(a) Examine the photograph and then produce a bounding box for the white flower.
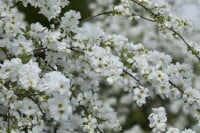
[148,107,167,132]
[133,87,149,106]
[181,129,196,133]
[29,22,47,38]
[82,115,97,133]
[182,88,200,112]
[114,5,130,16]
[42,31,61,50]
[106,77,114,85]
[166,127,180,133]
[18,60,41,89]
[0,58,22,81]
[21,0,70,20]
[47,94,72,121]
[60,10,81,33]
[169,88,181,99]
[18,98,39,116]
[167,63,192,89]
[87,46,123,76]
[38,71,71,95]
[123,125,143,133]
[11,35,34,56]
[137,0,149,3]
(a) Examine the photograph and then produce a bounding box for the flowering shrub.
[0,0,200,132]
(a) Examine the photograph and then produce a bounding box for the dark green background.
[18,0,91,27]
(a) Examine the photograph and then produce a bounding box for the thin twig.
[123,69,143,86]
[67,47,85,54]
[0,17,5,19]
[82,10,154,23]
[131,0,155,16]
[10,1,22,9]
[7,105,11,133]
[169,80,183,93]
[27,96,46,119]
[131,12,155,22]
[33,47,46,53]
[130,0,200,61]
[168,28,200,61]
[81,11,113,23]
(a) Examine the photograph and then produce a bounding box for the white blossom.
[47,94,72,121]
[38,71,71,95]
[18,98,40,116]
[166,127,180,133]
[133,87,149,106]
[18,60,41,89]
[0,0,200,132]
[148,107,167,132]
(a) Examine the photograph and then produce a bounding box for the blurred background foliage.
[18,0,91,27]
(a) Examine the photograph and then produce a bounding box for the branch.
[123,69,143,86]
[131,12,155,22]
[66,47,85,54]
[10,1,22,9]
[82,10,155,23]
[131,0,155,16]
[81,11,113,23]
[130,0,200,62]
[27,96,46,119]
[7,105,11,133]
[169,80,183,93]
[168,28,200,61]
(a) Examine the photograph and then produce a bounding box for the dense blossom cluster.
[0,0,200,132]
[148,107,167,132]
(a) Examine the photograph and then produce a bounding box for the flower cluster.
[148,107,167,132]
[0,0,200,132]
